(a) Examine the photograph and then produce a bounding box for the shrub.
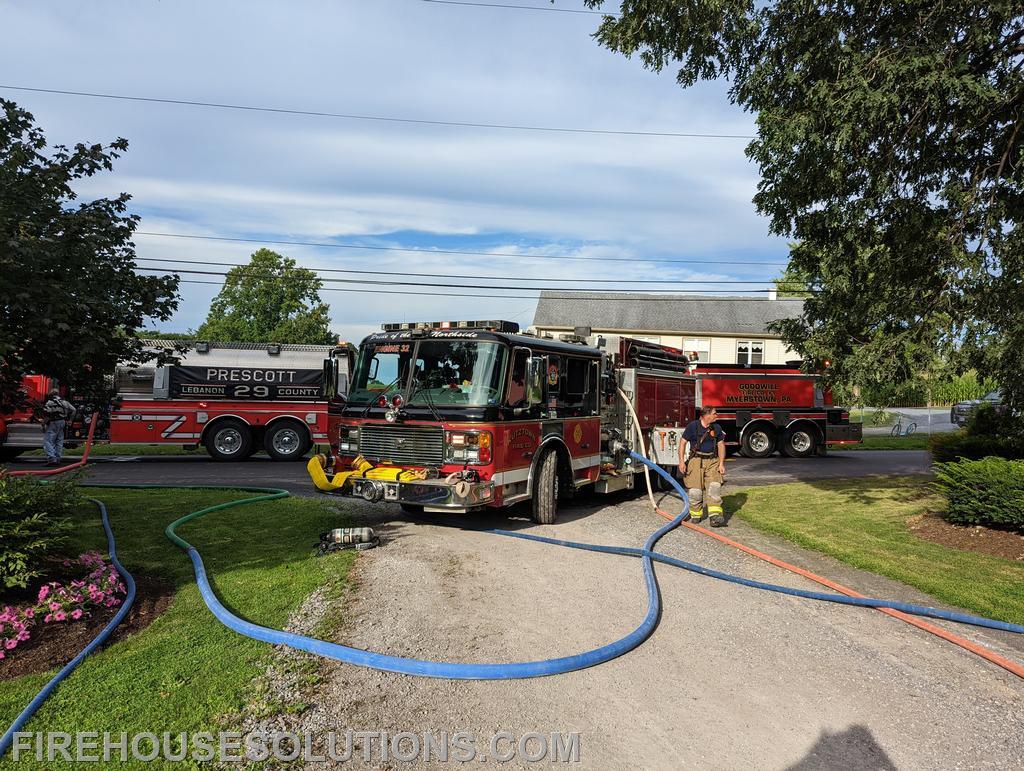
[0,474,79,588]
[933,458,1024,531]
[929,430,1024,463]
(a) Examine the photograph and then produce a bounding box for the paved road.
[862,407,957,436]
[4,450,932,496]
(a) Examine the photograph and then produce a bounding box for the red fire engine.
[308,321,861,523]
[0,340,354,462]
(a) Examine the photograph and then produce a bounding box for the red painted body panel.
[635,375,696,428]
[108,400,330,444]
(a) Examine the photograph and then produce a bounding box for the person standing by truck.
[41,389,74,465]
[679,405,728,527]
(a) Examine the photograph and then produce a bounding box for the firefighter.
[678,405,727,527]
[41,389,74,466]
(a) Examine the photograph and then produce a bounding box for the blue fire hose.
[5,454,1023,757]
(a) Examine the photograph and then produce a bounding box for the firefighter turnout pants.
[682,455,724,523]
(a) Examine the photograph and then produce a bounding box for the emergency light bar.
[381,320,520,333]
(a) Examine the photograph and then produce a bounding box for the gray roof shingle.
[531,292,804,336]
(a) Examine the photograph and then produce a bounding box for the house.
[530,291,805,365]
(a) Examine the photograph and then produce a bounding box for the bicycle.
[890,417,917,437]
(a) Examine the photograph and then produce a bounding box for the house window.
[631,335,661,344]
[737,340,764,365]
[684,338,710,363]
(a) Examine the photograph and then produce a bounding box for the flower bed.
[0,551,127,662]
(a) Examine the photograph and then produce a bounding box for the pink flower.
[53,611,66,622]
[24,608,35,619]
[87,584,98,594]
[104,597,118,608]
[70,609,83,620]
[38,586,50,602]
[49,602,61,612]
[4,638,16,650]
[0,650,5,659]
[63,559,72,567]
[44,613,53,623]
[17,629,30,642]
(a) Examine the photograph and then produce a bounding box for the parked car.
[950,390,1003,427]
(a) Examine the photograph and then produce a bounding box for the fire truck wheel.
[0,447,25,461]
[204,419,253,461]
[531,450,559,525]
[781,426,817,458]
[740,426,776,458]
[264,421,312,461]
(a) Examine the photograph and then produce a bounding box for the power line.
[137,263,810,292]
[0,85,754,140]
[135,231,787,268]
[420,0,613,15]
[169,277,810,300]
[133,255,792,284]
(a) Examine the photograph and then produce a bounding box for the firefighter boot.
[707,482,726,527]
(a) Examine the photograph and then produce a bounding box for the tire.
[780,426,817,458]
[531,450,559,525]
[204,418,253,461]
[740,426,776,458]
[264,420,311,461]
[890,423,901,438]
[0,447,25,462]
[905,422,917,436]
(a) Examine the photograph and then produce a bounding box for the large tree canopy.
[0,100,179,408]
[587,1,1024,405]
[195,248,334,344]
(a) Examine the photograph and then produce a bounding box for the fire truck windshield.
[347,339,507,408]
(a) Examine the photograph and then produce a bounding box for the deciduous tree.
[196,248,334,344]
[0,100,179,408]
[587,1,1024,405]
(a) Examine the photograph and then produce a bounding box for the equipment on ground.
[317,527,379,554]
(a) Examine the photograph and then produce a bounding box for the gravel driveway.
[258,492,1023,770]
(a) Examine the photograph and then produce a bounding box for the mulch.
[907,514,1024,562]
[0,577,175,681]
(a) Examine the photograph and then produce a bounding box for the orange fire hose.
[652,503,1024,680]
[5,412,100,478]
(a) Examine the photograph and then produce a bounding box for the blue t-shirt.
[682,420,725,454]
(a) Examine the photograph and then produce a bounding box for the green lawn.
[841,434,932,451]
[0,487,354,769]
[728,476,1024,625]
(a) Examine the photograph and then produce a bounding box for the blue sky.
[1,0,787,341]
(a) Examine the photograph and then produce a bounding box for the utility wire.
[136,263,811,292]
[420,0,613,15]
[140,264,811,294]
[168,277,811,300]
[133,256,795,284]
[135,231,786,267]
[0,85,754,140]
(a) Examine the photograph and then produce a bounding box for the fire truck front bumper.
[306,455,495,511]
[349,476,496,511]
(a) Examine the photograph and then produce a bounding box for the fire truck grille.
[358,425,444,467]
